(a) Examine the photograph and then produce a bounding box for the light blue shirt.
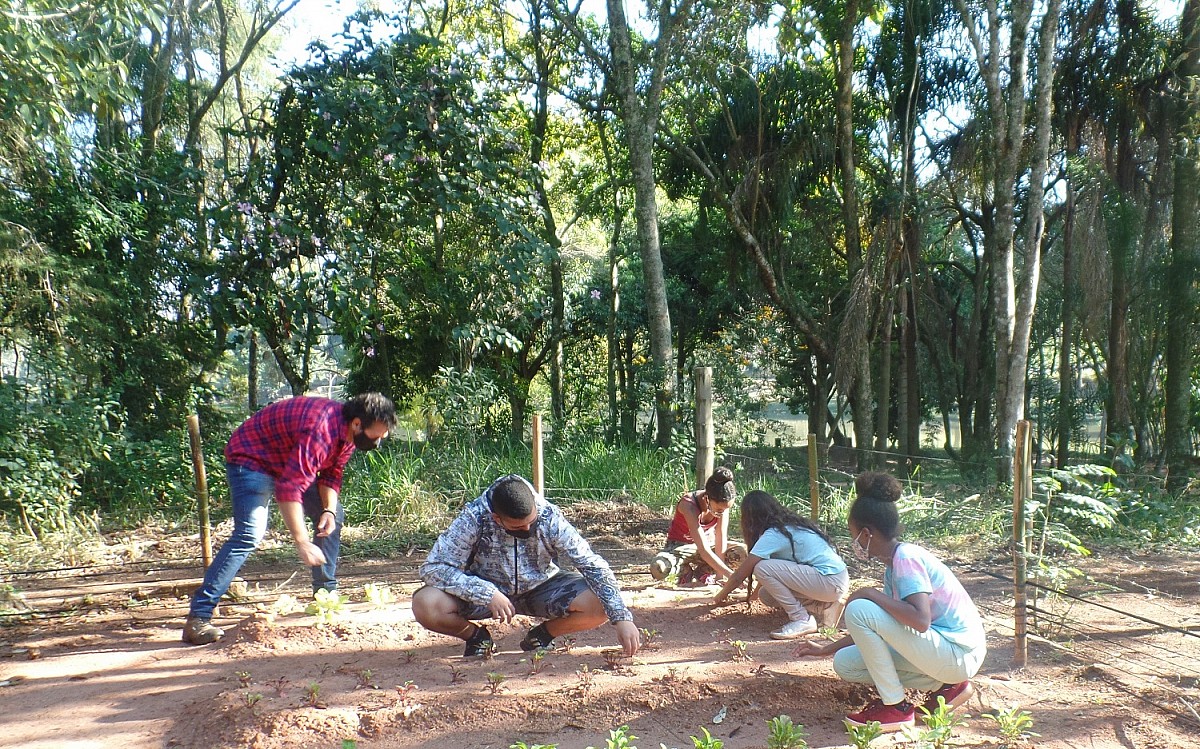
[750,526,847,576]
[885,542,987,650]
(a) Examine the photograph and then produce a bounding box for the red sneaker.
[920,680,974,715]
[845,699,915,732]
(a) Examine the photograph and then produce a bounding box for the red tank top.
[666,494,718,544]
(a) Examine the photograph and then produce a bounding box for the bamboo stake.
[808,434,820,521]
[694,367,714,488]
[1013,419,1032,667]
[531,413,544,496]
[187,414,213,568]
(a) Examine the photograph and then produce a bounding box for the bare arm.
[714,553,761,604]
[279,501,326,566]
[679,494,735,578]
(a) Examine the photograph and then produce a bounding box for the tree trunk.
[1165,0,1200,493]
[1057,122,1081,467]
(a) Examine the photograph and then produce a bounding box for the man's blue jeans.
[188,463,343,620]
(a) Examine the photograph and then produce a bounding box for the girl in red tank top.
[650,467,746,585]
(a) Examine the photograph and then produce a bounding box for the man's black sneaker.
[520,622,555,651]
[463,625,494,658]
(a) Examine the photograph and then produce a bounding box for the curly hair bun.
[710,466,734,485]
[854,472,902,503]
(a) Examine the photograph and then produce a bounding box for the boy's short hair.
[487,475,537,519]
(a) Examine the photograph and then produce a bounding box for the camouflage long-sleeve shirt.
[419,477,632,623]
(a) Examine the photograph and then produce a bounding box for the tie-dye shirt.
[884,543,986,650]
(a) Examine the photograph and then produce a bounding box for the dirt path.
[2,523,1199,748]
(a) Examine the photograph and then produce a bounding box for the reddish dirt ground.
[2,504,1199,749]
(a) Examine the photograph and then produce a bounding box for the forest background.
[1,0,1199,556]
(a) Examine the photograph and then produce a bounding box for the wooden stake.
[1013,419,1032,667]
[187,414,213,568]
[808,434,820,521]
[694,367,714,488]
[531,413,544,496]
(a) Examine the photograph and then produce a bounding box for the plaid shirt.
[224,397,355,503]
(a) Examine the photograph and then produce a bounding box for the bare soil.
[2,504,1199,749]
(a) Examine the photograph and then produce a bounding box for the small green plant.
[236,670,252,687]
[845,720,883,748]
[242,691,262,708]
[817,625,839,639]
[305,588,347,624]
[304,681,322,707]
[485,671,506,694]
[766,714,808,749]
[267,676,289,697]
[640,627,660,649]
[343,741,357,749]
[726,639,750,662]
[984,705,1038,747]
[355,669,375,689]
[448,664,466,684]
[529,647,550,674]
[603,648,632,670]
[363,582,395,607]
[510,743,558,749]
[912,697,968,749]
[586,725,637,749]
[690,727,723,749]
[481,640,498,661]
[403,648,418,663]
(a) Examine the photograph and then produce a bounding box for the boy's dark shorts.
[457,571,590,621]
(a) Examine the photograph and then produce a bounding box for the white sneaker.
[770,617,817,640]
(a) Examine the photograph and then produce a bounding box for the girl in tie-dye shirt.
[791,472,987,733]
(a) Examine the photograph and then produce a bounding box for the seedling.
[243,691,263,709]
[342,741,357,749]
[845,720,883,749]
[766,714,808,749]
[529,647,550,675]
[510,743,558,749]
[690,727,723,749]
[363,582,395,607]
[403,648,418,664]
[448,664,467,684]
[588,726,636,749]
[726,639,750,662]
[481,640,498,661]
[236,670,252,688]
[640,627,660,649]
[267,676,290,698]
[603,648,632,670]
[304,681,322,707]
[305,589,347,624]
[576,664,595,694]
[984,705,1039,747]
[818,626,839,639]
[555,636,577,654]
[914,697,969,749]
[395,680,421,719]
[272,593,300,615]
[355,669,376,689]
[485,671,506,694]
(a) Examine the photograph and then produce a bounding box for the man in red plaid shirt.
[183,392,395,645]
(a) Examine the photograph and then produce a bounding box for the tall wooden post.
[531,413,544,496]
[694,367,714,488]
[808,434,820,521]
[187,415,213,567]
[1013,419,1032,667]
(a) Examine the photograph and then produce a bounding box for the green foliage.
[586,726,637,749]
[844,720,883,748]
[911,698,969,748]
[305,589,347,624]
[983,705,1038,746]
[766,715,808,749]
[362,583,395,607]
[689,727,723,749]
[510,743,558,749]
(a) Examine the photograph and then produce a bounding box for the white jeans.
[833,598,987,705]
[755,559,849,624]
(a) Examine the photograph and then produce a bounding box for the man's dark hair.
[487,475,537,519]
[343,392,397,429]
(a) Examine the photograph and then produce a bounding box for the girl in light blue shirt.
[714,490,849,639]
